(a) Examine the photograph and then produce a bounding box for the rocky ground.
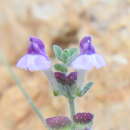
[0,0,130,130]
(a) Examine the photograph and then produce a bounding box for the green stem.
[68,98,75,119]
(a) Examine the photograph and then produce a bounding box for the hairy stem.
[77,70,86,88]
[68,98,75,119]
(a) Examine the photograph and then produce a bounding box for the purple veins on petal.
[80,36,96,55]
[46,116,71,128]
[16,36,51,71]
[71,55,93,70]
[73,112,94,124]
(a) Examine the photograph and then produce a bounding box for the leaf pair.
[53,45,79,64]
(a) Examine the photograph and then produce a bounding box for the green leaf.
[67,48,79,64]
[60,48,79,64]
[60,49,70,63]
[53,46,79,64]
[79,82,94,97]
[53,90,59,96]
[69,48,78,56]
[75,88,81,97]
[53,45,63,60]
[54,64,68,72]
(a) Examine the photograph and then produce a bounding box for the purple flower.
[16,36,51,71]
[71,36,106,70]
[46,116,71,128]
[73,112,94,124]
[54,72,77,86]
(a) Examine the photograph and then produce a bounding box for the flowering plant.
[16,35,106,130]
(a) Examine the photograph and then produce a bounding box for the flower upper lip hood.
[28,37,47,57]
[71,36,106,70]
[16,36,51,71]
[80,36,96,55]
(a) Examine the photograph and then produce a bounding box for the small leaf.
[69,48,78,56]
[79,82,94,97]
[67,48,79,64]
[61,49,70,63]
[61,48,79,64]
[53,90,59,96]
[54,64,68,72]
[53,45,63,60]
[75,88,81,97]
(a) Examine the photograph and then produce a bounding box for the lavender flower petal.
[71,54,106,70]
[90,54,106,69]
[16,55,28,70]
[71,55,93,70]
[17,54,51,71]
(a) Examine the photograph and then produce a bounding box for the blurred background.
[0,0,130,130]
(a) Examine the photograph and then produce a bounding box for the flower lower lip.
[16,54,51,71]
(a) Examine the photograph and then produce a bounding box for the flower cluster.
[16,35,106,130]
[17,36,105,72]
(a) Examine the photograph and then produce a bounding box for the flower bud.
[66,72,77,85]
[46,116,71,129]
[54,72,66,85]
[73,112,94,124]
